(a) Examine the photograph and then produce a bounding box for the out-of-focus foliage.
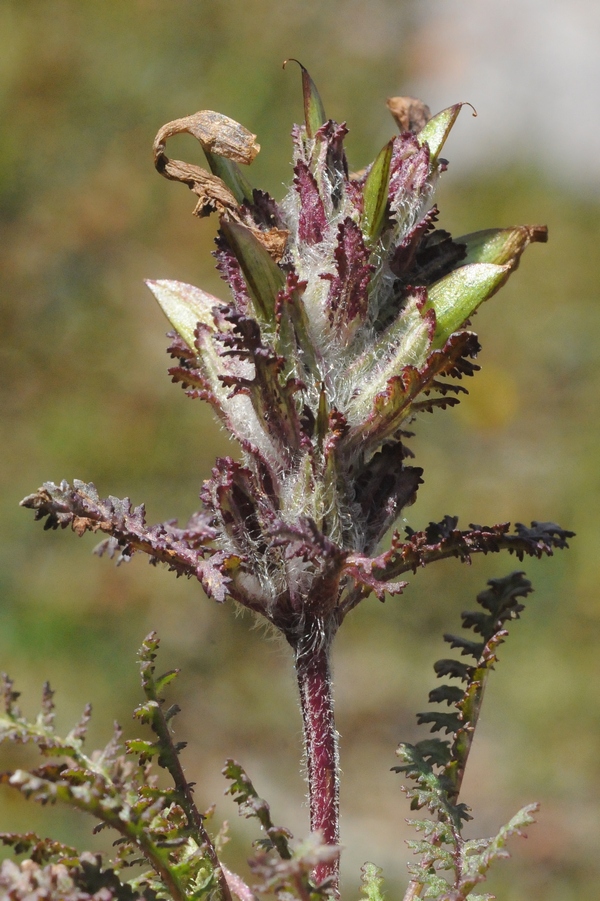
[0,635,231,901]
[1,3,598,901]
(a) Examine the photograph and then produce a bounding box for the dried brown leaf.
[246,223,289,262]
[153,111,260,219]
[155,111,260,164]
[387,96,431,134]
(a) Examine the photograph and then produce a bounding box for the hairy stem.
[402,880,423,901]
[222,864,258,901]
[295,632,339,895]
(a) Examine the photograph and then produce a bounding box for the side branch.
[341,518,572,615]
[353,517,572,586]
[386,518,574,578]
[20,479,214,578]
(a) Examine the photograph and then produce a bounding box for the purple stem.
[295,635,339,895]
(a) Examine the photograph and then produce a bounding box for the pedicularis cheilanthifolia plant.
[4,66,573,901]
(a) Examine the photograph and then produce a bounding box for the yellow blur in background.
[1,3,599,900]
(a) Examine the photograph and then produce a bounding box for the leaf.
[219,219,285,325]
[154,670,180,696]
[416,711,462,735]
[249,832,337,899]
[459,224,548,268]
[371,518,573,584]
[0,855,147,900]
[425,263,510,349]
[414,739,452,767]
[359,862,385,901]
[388,135,431,238]
[417,103,467,162]
[393,743,469,827]
[294,160,327,244]
[223,759,292,860]
[322,217,373,343]
[345,329,477,457]
[0,831,79,865]
[344,553,408,601]
[284,59,327,139]
[456,803,539,897]
[361,139,393,242]
[386,96,431,133]
[353,449,423,552]
[428,685,464,706]
[442,634,486,660]
[20,479,212,580]
[204,150,255,205]
[145,279,221,350]
[218,310,307,463]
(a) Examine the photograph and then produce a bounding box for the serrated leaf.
[154,670,180,696]
[456,803,539,896]
[416,711,462,735]
[360,862,385,901]
[414,738,452,766]
[125,739,159,764]
[428,685,465,706]
[443,634,485,659]
[222,759,292,860]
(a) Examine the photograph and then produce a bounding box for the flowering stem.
[294,630,340,895]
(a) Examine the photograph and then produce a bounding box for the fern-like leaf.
[395,572,538,900]
[0,635,237,901]
[223,759,292,860]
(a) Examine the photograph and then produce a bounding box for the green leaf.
[285,59,327,138]
[415,739,452,766]
[417,103,464,162]
[361,140,393,242]
[219,219,285,325]
[457,803,539,896]
[223,758,292,860]
[145,279,221,349]
[154,670,180,696]
[458,225,548,268]
[425,263,509,348]
[360,862,385,901]
[125,738,159,763]
[204,150,254,205]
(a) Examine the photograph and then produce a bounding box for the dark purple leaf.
[353,445,423,551]
[294,160,327,244]
[246,188,287,230]
[217,309,309,461]
[389,134,431,209]
[214,231,251,314]
[314,119,350,207]
[321,217,372,341]
[19,480,218,581]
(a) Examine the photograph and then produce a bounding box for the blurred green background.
[1,3,598,900]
